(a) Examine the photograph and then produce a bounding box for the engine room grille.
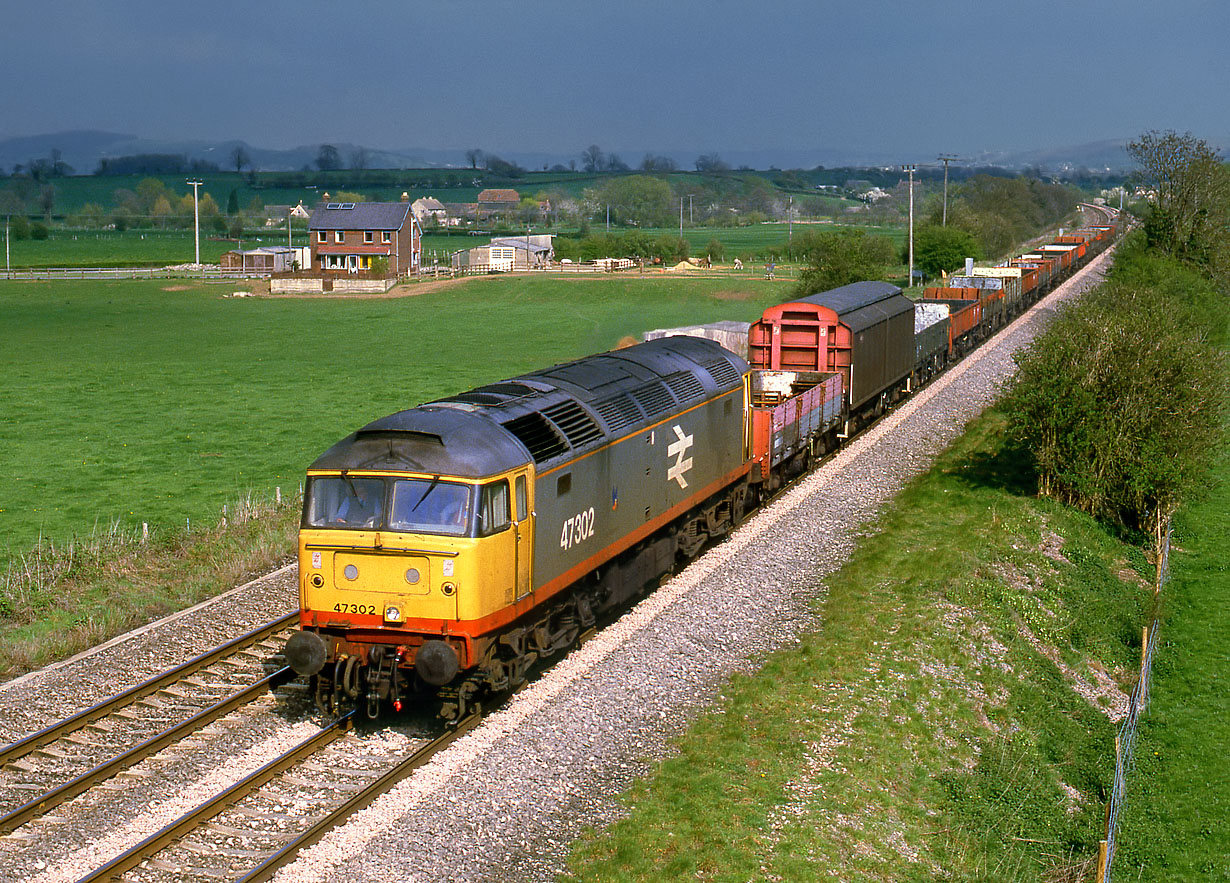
[664,371,706,403]
[501,412,568,463]
[541,400,604,449]
[631,382,674,417]
[594,394,642,434]
[702,358,742,388]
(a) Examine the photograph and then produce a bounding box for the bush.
[1004,248,1228,535]
[30,222,49,240]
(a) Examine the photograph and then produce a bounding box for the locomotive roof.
[308,336,748,477]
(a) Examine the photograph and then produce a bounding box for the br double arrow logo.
[667,424,694,488]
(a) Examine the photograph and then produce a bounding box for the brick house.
[308,200,422,275]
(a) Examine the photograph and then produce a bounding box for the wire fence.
[1,266,248,281]
[1098,519,1170,882]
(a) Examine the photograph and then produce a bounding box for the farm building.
[220,245,297,274]
[411,196,450,227]
[307,198,422,275]
[475,188,520,222]
[451,235,554,272]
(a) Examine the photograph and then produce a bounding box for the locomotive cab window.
[388,478,472,536]
[477,480,511,536]
[515,475,528,522]
[305,476,385,529]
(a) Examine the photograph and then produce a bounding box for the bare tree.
[315,144,341,171]
[230,145,251,174]
[465,148,485,170]
[349,146,370,170]
[582,144,605,173]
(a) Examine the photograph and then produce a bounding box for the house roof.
[490,236,553,254]
[412,197,447,212]
[308,201,412,231]
[477,188,520,204]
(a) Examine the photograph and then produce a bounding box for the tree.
[695,153,730,173]
[594,175,674,227]
[349,147,370,170]
[230,145,251,174]
[316,144,342,171]
[38,184,55,221]
[910,225,981,278]
[226,188,239,216]
[640,154,677,172]
[582,145,605,173]
[1127,130,1230,270]
[794,230,896,295]
[465,149,484,170]
[607,153,629,172]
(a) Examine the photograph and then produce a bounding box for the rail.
[0,611,298,767]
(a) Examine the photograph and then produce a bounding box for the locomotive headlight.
[343,564,359,581]
[384,605,404,623]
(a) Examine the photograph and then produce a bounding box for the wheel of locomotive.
[341,654,361,699]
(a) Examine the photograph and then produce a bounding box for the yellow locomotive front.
[284,408,535,716]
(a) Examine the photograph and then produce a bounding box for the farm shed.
[220,246,297,274]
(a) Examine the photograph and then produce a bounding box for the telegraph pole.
[187,180,204,267]
[937,155,959,226]
[902,165,916,289]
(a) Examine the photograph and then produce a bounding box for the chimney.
[401,191,410,202]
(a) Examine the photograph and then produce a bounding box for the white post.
[902,165,916,289]
[187,180,204,268]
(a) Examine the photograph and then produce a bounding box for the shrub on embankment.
[1003,233,1229,546]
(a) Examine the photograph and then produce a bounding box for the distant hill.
[3,130,1200,177]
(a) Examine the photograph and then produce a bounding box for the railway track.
[74,712,479,882]
[0,613,299,837]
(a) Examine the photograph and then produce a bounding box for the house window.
[364,230,373,243]
[382,231,391,243]
[491,247,515,262]
[335,231,344,243]
[317,231,326,243]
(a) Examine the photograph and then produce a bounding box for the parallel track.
[0,613,298,834]
[75,712,480,882]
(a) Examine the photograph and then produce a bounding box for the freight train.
[284,211,1118,720]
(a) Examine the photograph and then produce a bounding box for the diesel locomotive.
[285,213,1118,719]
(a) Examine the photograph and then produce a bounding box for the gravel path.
[0,249,1111,882]
[272,250,1115,883]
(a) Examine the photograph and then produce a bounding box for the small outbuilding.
[221,245,297,274]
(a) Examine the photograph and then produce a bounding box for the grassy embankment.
[1113,422,1230,876]
[562,406,1156,882]
[0,270,787,676]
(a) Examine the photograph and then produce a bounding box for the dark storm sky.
[5,0,1227,160]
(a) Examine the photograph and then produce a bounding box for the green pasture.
[1,229,309,268]
[0,273,787,561]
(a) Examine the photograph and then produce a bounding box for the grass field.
[564,409,1152,882]
[0,272,787,561]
